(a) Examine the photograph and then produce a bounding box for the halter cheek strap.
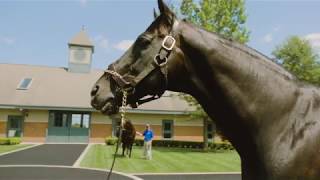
[105,20,179,107]
[153,20,179,86]
[153,35,176,67]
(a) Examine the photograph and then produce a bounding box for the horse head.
[91,0,186,115]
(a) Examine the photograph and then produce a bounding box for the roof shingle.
[0,64,193,113]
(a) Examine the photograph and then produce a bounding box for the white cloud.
[261,26,281,44]
[114,40,134,51]
[93,35,108,51]
[262,33,273,43]
[305,33,320,48]
[0,36,15,45]
[305,33,320,56]
[273,26,280,32]
[79,0,87,7]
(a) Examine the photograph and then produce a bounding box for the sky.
[0,0,320,70]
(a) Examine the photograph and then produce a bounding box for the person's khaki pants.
[143,141,152,160]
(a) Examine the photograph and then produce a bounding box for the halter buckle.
[162,35,175,51]
[154,54,168,67]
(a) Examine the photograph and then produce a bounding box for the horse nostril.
[91,85,99,96]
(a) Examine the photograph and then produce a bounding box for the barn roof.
[68,30,94,47]
[0,63,193,114]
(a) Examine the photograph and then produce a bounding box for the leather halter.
[105,20,179,107]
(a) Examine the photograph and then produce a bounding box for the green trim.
[0,104,94,112]
[0,104,192,115]
[126,109,191,115]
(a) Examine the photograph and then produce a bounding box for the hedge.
[105,137,234,151]
[208,142,234,151]
[105,136,118,145]
[0,137,21,145]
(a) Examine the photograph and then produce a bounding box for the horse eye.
[137,34,153,47]
[138,37,151,47]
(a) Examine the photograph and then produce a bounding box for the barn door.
[7,115,24,137]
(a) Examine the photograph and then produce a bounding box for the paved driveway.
[137,173,241,180]
[0,144,87,166]
[0,166,142,180]
[0,144,142,180]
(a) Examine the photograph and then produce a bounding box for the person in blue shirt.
[137,124,154,160]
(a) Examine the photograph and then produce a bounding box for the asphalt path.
[0,144,87,166]
[136,173,241,180]
[0,144,142,180]
[0,166,142,180]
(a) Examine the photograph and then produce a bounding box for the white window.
[71,113,90,128]
[17,78,33,90]
[162,120,174,139]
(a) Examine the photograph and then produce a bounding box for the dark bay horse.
[116,120,136,158]
[91,0,320,179]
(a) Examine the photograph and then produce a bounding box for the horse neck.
[170,22,300,153]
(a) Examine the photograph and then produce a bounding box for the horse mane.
[217,33,294,79]
[183,21,299,84]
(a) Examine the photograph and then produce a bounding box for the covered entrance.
[46,111,90,143]
[7,115,24,137]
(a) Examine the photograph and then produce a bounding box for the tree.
[179,0,250,43]
[272,36,320,85]
[172,0,250,150]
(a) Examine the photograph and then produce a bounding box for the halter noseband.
[105,20,179,107]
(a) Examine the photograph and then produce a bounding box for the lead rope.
[106,91,127,180]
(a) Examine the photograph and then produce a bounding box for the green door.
[7,115,24,137]
[69,114,90,143]
[47,112,69,142]
[47,112,90,143]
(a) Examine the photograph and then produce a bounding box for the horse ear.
[153,8,159,19]
[158,0,173,16]
[157,0,176,29]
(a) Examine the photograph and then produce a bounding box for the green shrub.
[134,139,144,146]
[0,138,9,145]
[208,142,234,151]
[8,138,21,145]
[113,138,235,151]
[105,136,118,145]
[0,137,21,145]
[133,139,204,149]
[137,139,234,151]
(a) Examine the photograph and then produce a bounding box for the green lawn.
[0,144,31,154]
[80,144,241,173]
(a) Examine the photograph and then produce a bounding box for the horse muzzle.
[90,85,119,115]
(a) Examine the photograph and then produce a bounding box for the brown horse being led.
[91,0,320,179]
[116,120,136,158]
